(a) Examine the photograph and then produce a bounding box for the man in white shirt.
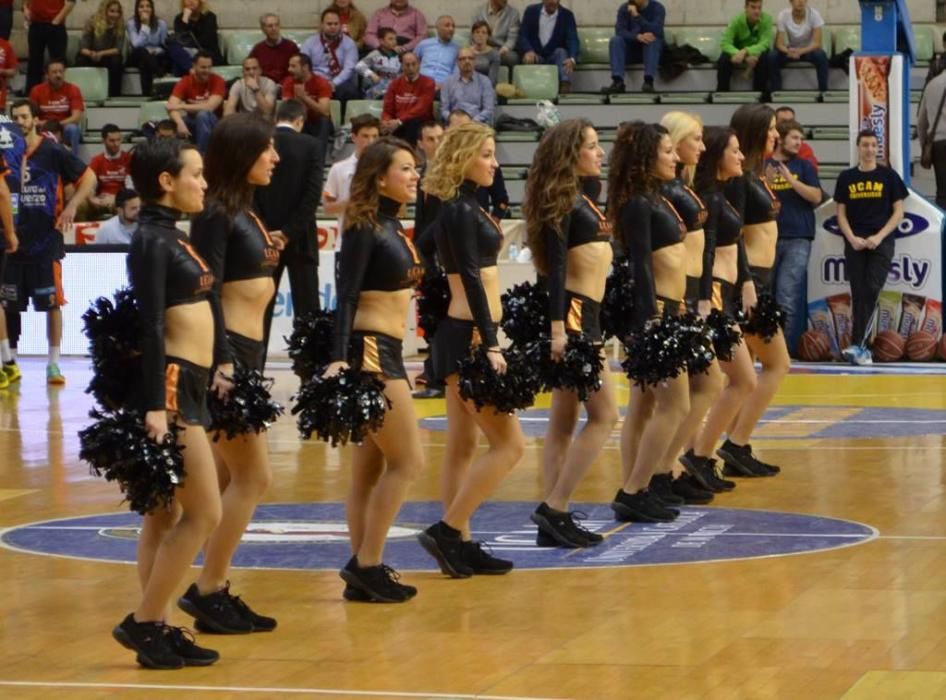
[94,188,140,245]
[769,0,829,93]
[224,56,279,117]
[323,114,380,248]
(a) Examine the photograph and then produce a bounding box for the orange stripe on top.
[581,195,608,222]
[165,363,180,413]
[177,239,211,273]
[246,210,276,247]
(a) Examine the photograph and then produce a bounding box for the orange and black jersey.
[699,187,751,299]
[661,179,707,233]
[726,171,780,225]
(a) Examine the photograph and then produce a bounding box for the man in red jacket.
[381,52,435,145]
[87,123,132,217]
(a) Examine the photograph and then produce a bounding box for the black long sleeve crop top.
[190,204,280,366]
[331,196,425,361]
[726,172,780,225]
[661,179,707,233]
[434,180,504,347]
[619,193,685,327]
[700,187,752,299]
[544,192,612,323]
[127,204,215,413]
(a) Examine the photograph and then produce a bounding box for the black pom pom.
[678,312,716,376]
[207,368,284,440]
[82,287,142,409]
[501,281,549,347]
[601,258,636,342]
[457,346,542,414]
[740,290,785,342]
[705,309,743,362]
[528,334,604,403]
[622,316,691,387]
[285,310,336,382]
[79,408,185,515]
[291,368,391,447]
[416,269,450,339]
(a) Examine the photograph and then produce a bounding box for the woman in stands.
[116,137,220,670]
[127,0,170,98]
[687,127,758,492]
[169,0,223,75]
[716,104,788,478]
[322,136,425,603]
[523,118,617,548]
[418,122,525,577]
[180,113,282,633]
[76,0,126,97]
[607,121,689,524]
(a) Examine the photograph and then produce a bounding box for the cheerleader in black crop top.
[113,139,222,670]
[417,123,524,579]
[322,137,425,603]
[179,115,285,630]
[522,121,618,549]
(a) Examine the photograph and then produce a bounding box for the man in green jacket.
[717,0,774,97]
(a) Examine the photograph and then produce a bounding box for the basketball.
[906,331,938,361]
[873,330,905,362]
[798,330,832,361]
[938,334,946,361]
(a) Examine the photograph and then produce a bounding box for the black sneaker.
[417,522,474,578]
[178,582,253,634]
[717,440,777,477]
[165,625,220,666]
[342,557,417,601]
[461,540,514,574]
[339,558,411,603]
[680,450,736,492]
[571,511,604,544]
[646,489,679,519]
[224,589,277,632]
[671,474,714,504]
[611,489,677,523]
[112,613,184,670]
[601,79,626,95]
[530,502,586,548]
[343,584,372,602]
[649,474,686,506]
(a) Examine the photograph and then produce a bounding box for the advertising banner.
[850,54,905,178]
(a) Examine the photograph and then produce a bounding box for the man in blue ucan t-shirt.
[768,118,822,357]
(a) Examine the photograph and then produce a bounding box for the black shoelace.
[165,624,199,651]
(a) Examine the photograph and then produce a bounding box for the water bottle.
[507,242,518,261]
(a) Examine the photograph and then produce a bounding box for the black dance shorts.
[431,317,481,381]
[564,290,602,344]
[164,356,211,427]
[656,295,683,318]
[227,330,265,372]
[684,276,702,311]
[349,331,408,381]
[749,265,773,292]
[711,277,739,318]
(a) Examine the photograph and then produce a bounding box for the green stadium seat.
[609,93,659,105]
[711,91,759,104]
[65,67,108,104]
[214,65,244,83]
[330,99,341,125]
[577,27,611,65]
[771,90,820,103]
[344,99,382,121]
[137,100,169,127]
[511,64,558,100]
[914,26,935,62]
[497,65,510,84]
[674,28,721,62]
[66,30,81,64]
[820,27,833,58]
[224,30,260,66]
[283,30,311,47]
[833,26,860,56]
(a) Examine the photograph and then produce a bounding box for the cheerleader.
[687,127,759,491]
[608,122,689,524]
[419,122,525,577]
[717,104,788,478]
[522,118,618,548]
[322,137,425,602]
[179,114,283,633]
[114,138,221,669]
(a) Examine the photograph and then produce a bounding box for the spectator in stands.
[323,114,380,247]
[28,60,84,155]
[127,0,170,98]
[774,106,818,169]
[769,0,829,94]
[472,0,521,68]
[166,50,225,153]
[356,27,401,99]
[768,118,822,357]
[381,51,435,144]
[249,13,299,85]
[94,188,140,244]
[77,0,126,98]
[470,20,501,85]
[283,53,333,139]
[365,0,427,54]
[919,66,946,209]
[0,0,11,40]
[603,0,665,95]
[416,16,459,88]
[168,0,223,76]
[88,123,132,216]
[717,0,774,97]
[417,120,444,165]
[0,27,17,110]
[224,56,279,118]
[519,0,579,94]
[301,8,360,102]
[446,108,509,219]
[155,118,177,139]
[441,48,495,125]
[24,0,76,93]
[328,0,368,51]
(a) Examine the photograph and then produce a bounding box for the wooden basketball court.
[1,357,945,700]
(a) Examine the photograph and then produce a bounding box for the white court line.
[0,681,568,699]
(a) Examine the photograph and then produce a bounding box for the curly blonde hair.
[522,119,593,276]
[345,136,416,234]
[89,0,125,41]
[660,111,702,187]
[423,122,495,201]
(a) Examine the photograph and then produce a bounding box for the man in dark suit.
[518,0,580,93]
[256,98,326,359]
